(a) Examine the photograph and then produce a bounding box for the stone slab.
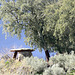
[10,48,34,52]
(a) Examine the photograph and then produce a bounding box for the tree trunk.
[45,50,50,62]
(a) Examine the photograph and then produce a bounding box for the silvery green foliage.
[48,51,75,73]
[44,0,75,53]
[0,0,75,54]
[21,52,75,75]
[0,51,75,75]
[22,56,48,74]
[43,66,65,75]
[16,66,32,75]
[51,64,65,75]
[42,51,75,75]
[0,0,58,52]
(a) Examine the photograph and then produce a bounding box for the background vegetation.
[0,0,75,61]
[0,51,75,75]
[0,0,75,74]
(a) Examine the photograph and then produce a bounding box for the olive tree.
[44,0,75,53]
[0,0,57,61]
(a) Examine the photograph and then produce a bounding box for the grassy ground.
[0,52,75,75]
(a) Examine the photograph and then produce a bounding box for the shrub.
[21,56,48,74]
[0,51,75,75]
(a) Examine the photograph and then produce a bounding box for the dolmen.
[10,48,34,61]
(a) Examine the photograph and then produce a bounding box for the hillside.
[0,51,75,75]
